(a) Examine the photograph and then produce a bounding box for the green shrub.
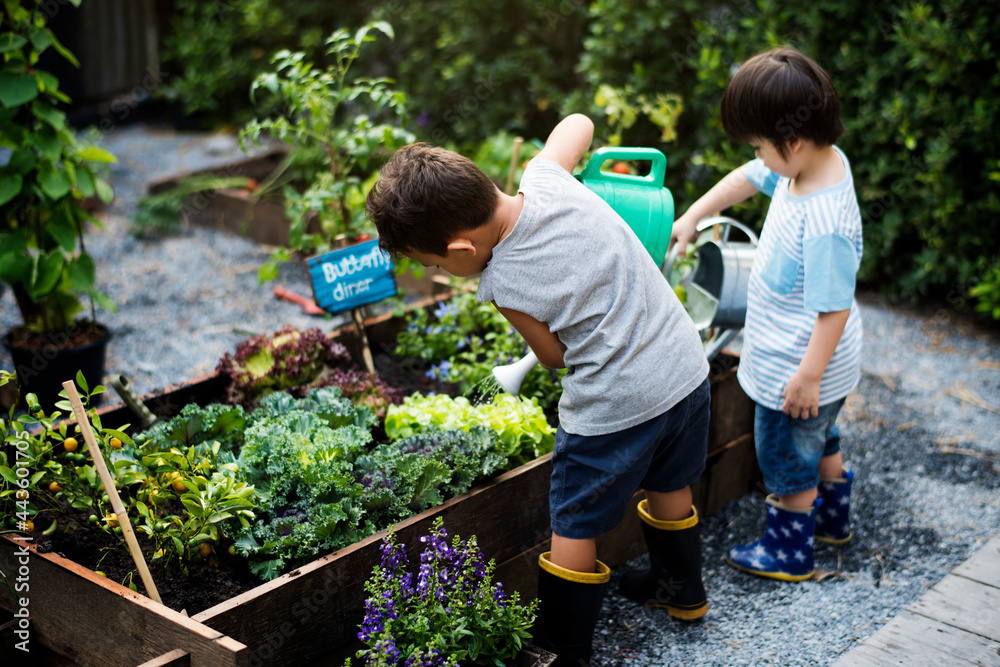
[575,0,1000,317]
[162,1,1000,318]
[160,0,372,125]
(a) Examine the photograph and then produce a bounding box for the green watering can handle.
[577,147,667,186]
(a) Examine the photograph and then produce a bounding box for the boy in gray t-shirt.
[367,114,710,664]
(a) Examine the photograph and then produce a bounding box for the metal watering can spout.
[575,147,675,269]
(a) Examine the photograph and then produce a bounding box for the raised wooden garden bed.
[0,292,758,666]
[145,145,296,247]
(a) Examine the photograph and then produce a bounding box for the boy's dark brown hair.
[721,47,844,159]
[365,143,499,256]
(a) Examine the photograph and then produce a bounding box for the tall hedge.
[576,1,999,311]
[161,1,1000,316]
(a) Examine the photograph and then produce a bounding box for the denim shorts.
[549,378,710,540]
[755,398,845,495]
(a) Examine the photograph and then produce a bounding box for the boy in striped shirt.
[671,47,862,580]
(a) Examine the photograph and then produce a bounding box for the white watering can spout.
[492,351,539,395]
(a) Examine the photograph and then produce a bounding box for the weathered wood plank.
[833,609,1000,666]
[707,360,755,450]
[137,649,192,667]
[909,574,1000,643]
[692,433,761,516]
[952,535,1000,589]
[0,537,247,667]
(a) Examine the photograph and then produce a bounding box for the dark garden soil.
[4,319,109,349]
[35,508,262,615]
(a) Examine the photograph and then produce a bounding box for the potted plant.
[0,0,118,409]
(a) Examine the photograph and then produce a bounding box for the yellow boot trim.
[637,499,699,530]
[724,554,816,582]
[538,552,611,584]
[664,601,709,621]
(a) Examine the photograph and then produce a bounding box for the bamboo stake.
[506,137,524,195]
[62,380,163,605]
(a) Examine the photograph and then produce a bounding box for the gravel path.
[2,123,999,665]
[593,295,1000,665]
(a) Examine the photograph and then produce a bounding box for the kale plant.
[234,393,374,580]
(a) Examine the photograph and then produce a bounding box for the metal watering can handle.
[696,216,759,246]
[577,147,667,186]
[663,215,758,282]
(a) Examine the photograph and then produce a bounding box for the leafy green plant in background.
[367,0,590,148]
[160,0,372,127]
[216,325,403,416]
[394,292,565,415]
[0,0,118,336]
[239,22,413,283]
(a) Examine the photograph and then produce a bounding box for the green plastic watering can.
[576,147,674,268]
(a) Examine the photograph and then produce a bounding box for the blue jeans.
[755,398,845,496]
[549,378,711,540]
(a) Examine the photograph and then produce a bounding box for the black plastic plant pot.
[3,323,111,411]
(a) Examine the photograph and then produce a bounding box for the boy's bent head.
[365,143,499,257]
[722,47,843,159]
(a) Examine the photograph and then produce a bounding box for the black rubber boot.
[531,551,610,666]
[618,499,708,620]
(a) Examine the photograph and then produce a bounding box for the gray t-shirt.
[477,158,708,435]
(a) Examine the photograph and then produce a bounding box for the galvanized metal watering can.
[664,216,759,330]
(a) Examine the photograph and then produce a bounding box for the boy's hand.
[781,371,821,419]
[670,211,701,258]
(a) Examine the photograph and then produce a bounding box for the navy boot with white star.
[816,468,854,544]
[725,494,820,582]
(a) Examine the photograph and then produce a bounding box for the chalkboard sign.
[307,240,397,315]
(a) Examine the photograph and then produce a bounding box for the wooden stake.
[506,137,524,195]
[351,307,376,374]
[62,381,163,605]
[332,235,376,373]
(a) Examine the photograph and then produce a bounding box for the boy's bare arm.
[782,309,851,418]
[671,164,758,256]
[493,304,566,370]
[535,113,595,173]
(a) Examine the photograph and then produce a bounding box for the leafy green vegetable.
[385,393,555,468]
[217,325,403,415]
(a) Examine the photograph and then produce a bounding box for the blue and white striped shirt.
[737,147,863,410]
